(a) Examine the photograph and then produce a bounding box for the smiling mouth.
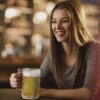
[56,31,65,35]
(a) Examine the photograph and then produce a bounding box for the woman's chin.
[56,38,66,43]
[56,35,68,43]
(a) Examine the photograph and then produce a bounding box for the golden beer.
[21,68,40,99]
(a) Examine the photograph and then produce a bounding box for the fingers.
[9,73,22,88]
[17,68,23,73]
[15,71,22,78]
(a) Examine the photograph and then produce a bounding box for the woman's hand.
[9,68,22,88]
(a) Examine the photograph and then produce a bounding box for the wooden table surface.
[1,89,100,100]
[0,89,64,100]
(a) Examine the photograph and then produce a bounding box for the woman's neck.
[62,42,79,67]
[62,42,70,56]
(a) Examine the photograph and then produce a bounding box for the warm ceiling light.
[46,1,55,15]
[5,8,21,19]
[33,11,47,24]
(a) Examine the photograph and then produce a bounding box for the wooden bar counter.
[0,56,44,67]
[0,56,44,88]
[0,89,63,100]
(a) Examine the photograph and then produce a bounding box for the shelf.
[0,4,6,10]
[5,27,32,35]
[17,7,33,14]
[6,6,33,15]
[0,26,4,33]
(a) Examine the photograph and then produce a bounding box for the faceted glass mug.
[21,68,41,99]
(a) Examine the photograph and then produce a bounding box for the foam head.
[23,68,41,77]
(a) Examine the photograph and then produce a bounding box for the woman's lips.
[56,31,65,35]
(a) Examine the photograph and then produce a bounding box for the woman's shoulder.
[87,42,100,50]
[86,42,100,58]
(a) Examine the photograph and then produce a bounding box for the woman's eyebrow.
[62,17,70,20]
[52,17,69,20]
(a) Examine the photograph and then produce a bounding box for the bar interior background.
[0,0,100,88]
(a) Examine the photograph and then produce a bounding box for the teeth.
[57,33,64,35]
[57,32,64,34]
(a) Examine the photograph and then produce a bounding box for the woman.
[9,0,100,99]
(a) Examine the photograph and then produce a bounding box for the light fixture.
[5,8,21,19]
[46,1,55,15]
[33,11,47,24]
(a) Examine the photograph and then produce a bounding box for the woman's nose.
[56,22,61,29]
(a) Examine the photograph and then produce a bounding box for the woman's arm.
[84,43,100,99]
[40,43,100,100]
[40,87,92,100]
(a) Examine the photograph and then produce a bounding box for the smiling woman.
[51,9,70,42]
[9,0,100,100]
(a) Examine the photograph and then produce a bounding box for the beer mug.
[21,68,41,99]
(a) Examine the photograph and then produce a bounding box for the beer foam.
[23,68,40,77]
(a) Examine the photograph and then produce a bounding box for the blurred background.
[0,0,100,88]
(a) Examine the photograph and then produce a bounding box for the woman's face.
[51,9,70,43]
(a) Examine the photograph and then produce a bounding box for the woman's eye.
[51,21,56,23]
[62,20,70,23]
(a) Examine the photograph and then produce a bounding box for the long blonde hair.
[50,0,98,88]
